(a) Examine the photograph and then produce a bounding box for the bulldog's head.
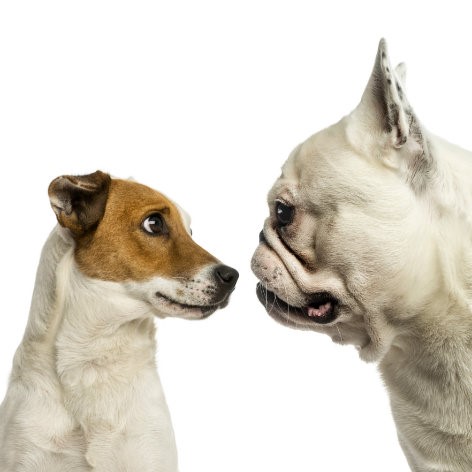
[251,39,443,362]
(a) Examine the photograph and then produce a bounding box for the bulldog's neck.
[375,132,472,467]
[380,298,472,406]
[378,260,472,469]
[379,306,472,468]
[426,133,472,228]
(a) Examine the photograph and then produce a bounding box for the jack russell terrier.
[0,170,238,471]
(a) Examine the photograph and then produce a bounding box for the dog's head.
[252,39,442,362]
[48,171,238,320]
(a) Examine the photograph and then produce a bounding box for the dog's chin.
[256,283,339,327]
[152,292,229,320]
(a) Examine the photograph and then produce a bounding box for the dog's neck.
[21,225,156,349]
[12,226,177,468]
[16,225,159,421]
[421,132,472,326]
[379,307,472,454]
[425,133,472,230]
[376,133,472,448]
[22,226,72,344]
[379,276,472,448]
[54,247,158,385]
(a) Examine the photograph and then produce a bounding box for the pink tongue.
[307,302,332,318]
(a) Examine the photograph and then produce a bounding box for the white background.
[1,2,471,471]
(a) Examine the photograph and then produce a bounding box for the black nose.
[214,264,239,292]
[259,230,267,244]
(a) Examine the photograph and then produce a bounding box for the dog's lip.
[256,283,338,325]
[154,292,220,316]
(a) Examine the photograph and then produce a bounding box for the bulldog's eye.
[142,213,167,235]
[275,201,294,226]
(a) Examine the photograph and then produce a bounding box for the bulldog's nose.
[259,230,267,244]
[214,264,239,292]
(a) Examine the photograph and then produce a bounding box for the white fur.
[0,225,221,471]
[252,40,472,470]
[0,168,237,471]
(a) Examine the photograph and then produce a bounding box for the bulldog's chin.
[256,283,339,326]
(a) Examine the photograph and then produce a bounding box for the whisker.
[262,282,275,315]
[281,277,290,318]
[274,297,283,312]
[269,287,278,314]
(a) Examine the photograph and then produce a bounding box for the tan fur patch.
[73,178,217,281]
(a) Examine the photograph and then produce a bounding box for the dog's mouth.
[256,283,338,325]
[154,292,224,319]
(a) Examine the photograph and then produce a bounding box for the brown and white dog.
[252,39,472,470]
[0,171,238,471]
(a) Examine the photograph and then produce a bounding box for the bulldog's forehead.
[269,170,297,204]
[267,143,304,201]
[281,134,334,182]
[281,143,303,179]
[271,122,374,209]
[275,132,339,194]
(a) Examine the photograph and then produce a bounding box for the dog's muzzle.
[256,284,338,325]
[259,230,267,244]
[213,264,239,298]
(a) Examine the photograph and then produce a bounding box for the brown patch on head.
[49,172,217,281]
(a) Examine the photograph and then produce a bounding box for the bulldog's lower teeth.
[307,302,332,317]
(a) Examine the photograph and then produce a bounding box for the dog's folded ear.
[48,170,111,236]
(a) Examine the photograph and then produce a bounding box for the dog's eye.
[142,213,167,235]
[275,201,294,226]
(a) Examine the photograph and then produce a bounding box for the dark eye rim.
[142,212,168,236]
[275,199,295,227]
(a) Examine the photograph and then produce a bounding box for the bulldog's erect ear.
[349,39,433,191]
[394,61,407,86]
[48,170,111,236]
[358,39,414,148]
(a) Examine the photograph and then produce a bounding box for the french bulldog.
[252,39,472,471]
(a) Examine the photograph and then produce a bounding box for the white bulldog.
[252,39,472,471]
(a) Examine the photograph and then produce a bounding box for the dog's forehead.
[108,179,188,224]
[270,130,341,193]
[269,121,371,207]
[173,201,192,231]
[267,144,304,201]
[111,178,173,204]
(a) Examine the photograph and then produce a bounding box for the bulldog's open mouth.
[256,283,338,324]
